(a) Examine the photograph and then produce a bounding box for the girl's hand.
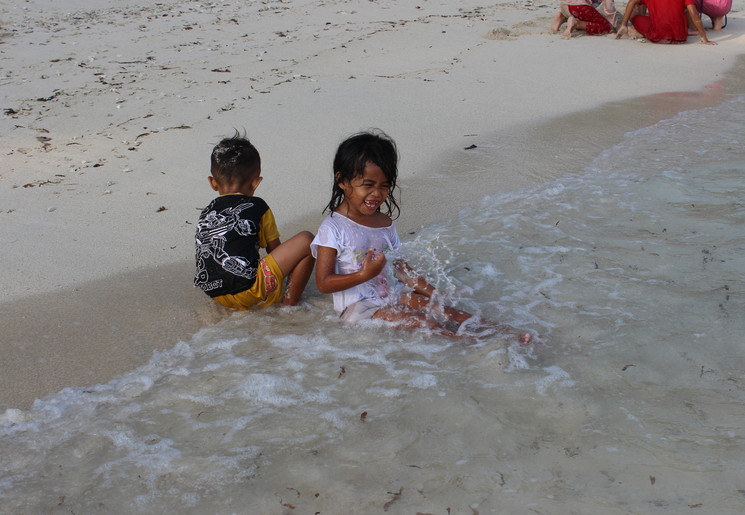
[701,39,717,46]
[360,249,386,280]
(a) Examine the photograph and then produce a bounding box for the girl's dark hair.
[210,130,261,185]
[324,130,400,218]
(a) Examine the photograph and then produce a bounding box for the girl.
[311,131,531,343]
[552,0,619,38]
[696,0,731,31]
[615,0,715,44]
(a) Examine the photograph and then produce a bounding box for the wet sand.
[1,0,743,410]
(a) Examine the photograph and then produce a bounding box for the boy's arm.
[258,207,281,251]
[266,238,281,253]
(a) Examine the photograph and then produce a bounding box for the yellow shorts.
[212,254,284,310]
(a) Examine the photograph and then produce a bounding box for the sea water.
[2,95,745,514]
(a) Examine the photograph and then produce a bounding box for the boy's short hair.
[210,132,261,185]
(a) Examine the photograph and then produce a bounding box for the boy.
[194,133,315,309]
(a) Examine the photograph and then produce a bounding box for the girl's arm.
[393,259,435,298]
[601,0,619,29]
[686,4,716,45]
[315,246,386,294]
[615,0,639,38]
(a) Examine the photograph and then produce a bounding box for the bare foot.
[563,16,576,38]
[627,25,643,38]
[617,24,644,39]
[551,12,567,32]
[712,16,725,30]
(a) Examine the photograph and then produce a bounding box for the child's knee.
[299,230,315,249]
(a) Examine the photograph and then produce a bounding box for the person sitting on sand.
[311,130,532,343]
[194,132,315,309]
[552,0,619,38]
[615,0,715,44]
[695,0,731,31]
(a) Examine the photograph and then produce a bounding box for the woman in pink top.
[697,0,731,30]
[615,0,715,44]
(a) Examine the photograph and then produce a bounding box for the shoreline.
[3,58,744,411]
[2,0,744,410]
[402,57,745,229]
[3,1,743,302]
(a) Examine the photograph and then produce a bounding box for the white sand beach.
[1,0,744,410]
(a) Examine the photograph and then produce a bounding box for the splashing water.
[2,95,745,514]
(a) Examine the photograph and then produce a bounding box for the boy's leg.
[269,231,315,305]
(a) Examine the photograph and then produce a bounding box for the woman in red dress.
[615,0,715,44]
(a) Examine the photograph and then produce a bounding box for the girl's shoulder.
[328,211,393,229]
[318,213,399,248]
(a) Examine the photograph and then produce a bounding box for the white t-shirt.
[311,213,402,314]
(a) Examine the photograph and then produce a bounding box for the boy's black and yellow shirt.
[194,194,279,297]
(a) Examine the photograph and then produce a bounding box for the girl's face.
[338,161,391,222]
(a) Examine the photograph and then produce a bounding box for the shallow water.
[3,95,745,514]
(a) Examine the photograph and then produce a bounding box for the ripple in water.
[2,96,745,514]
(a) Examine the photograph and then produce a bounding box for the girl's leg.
[700,0,732,28]
[372,306,458,337]
[630,14,651,38]
[551,11,568,31]
[393,292,532,343]
[398,291,467,318]
[563,15,580,38]
[567,5,613,34]
[369,292,468,336]
[268,231,316,305]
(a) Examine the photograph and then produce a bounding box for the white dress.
[310,213,402,316]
